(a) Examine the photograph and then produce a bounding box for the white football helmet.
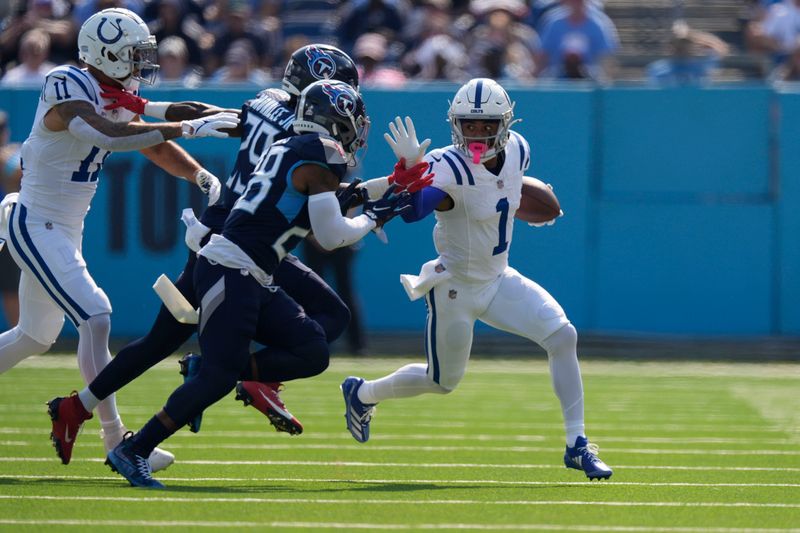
[448,78,520,163]
[78,8,159,88]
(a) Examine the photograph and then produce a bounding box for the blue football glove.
[336,178,363,215]
[363,186,413,226]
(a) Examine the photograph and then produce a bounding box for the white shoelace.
[135,455,154,479]
[359,405,376,424]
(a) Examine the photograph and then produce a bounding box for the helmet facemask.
[78,9,160,89]
[447,78,520,164]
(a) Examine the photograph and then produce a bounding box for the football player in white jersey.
[341,78,613,480]
[0,8,239,470]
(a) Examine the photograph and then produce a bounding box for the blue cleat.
[178,353,203,433]
[564,436,613,480]
[341,376,375,443]
[105,433,165,489]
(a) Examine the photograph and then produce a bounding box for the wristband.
[143,101,171,120]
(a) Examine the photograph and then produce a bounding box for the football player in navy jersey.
[104,80,431,488]
[47,45,398,464]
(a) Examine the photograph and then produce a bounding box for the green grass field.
[0,355,798,531]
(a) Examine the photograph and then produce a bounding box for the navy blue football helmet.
[293,80,369,166]
[282,44,360,97]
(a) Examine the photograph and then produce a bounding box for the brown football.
[516,176,561,224]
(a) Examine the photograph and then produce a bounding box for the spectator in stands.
[647,20,730,87]
[466,0,539,81]
[403,33,468,81]
[353,32,407,87]
[147,0,208,69]
[210,39,270,85]
[281,0,340,42]
[753,0,800,64]
[73,0,143,26]
[770,36,800,81]
[155,36,202,87]
[337,0,406,52]
[536,0,618,81]
[0,28,54,86]
[206,0,277,75]
[0,110,22,328]
[402,0,452,46]
[0,0,77,71]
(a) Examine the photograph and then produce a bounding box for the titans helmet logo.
[305,47,337,80]
[321,83,356,117]
[97,17,125,44]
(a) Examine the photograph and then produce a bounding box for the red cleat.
[235,381,303,435]
[47,392,92,465]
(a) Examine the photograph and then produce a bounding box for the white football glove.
[181,112,240,139]
[181,208,211,252]
[529,209,564,227]
[194,168,221,205]
[383,116,431,165]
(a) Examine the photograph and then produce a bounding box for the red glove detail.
[100,83,148,115]
[389,158,434,193]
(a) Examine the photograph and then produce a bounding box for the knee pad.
[327,301,351,342]
[540,323,578,356]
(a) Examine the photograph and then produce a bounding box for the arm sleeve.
[308,191,377,250]
[67,116,166,152]
[401,186,449,223]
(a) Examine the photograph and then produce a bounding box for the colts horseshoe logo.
[97,17,125,44]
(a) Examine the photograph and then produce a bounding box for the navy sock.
[130,416,173,457]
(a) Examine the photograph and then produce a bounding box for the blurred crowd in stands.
[0,0,799,88]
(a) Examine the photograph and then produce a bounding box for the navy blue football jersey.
[223,133,349,274]
[201,88,296,231]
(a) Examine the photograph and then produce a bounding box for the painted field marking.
[0,494,798,508]
[1,457,799,473]
[1,474,799,490]
[0,518,795,531]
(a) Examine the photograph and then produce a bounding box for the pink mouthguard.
[468,142,488,164]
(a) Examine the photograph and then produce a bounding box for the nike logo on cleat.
[64,428,73,443]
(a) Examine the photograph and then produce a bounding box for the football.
[515,176,561,224]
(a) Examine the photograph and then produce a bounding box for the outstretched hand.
[336,178,363,215]
[384,116,431,165]
[363,186,413,227]
[389,158,434,193]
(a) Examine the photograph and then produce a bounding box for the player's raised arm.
[99,84,243,138]
[44,100,239,151]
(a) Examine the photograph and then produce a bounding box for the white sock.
[358,363,449,404]
[77,314,122,432]
[540,324,585,447]
[77,387,100,412]
[0,326,51,374]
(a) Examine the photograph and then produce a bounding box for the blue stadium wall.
[1,85,798,337]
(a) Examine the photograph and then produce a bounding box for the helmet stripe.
[474,80,483,110]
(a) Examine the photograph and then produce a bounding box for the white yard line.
[0,494,798,508]
[1,457,799,473]
[0,518,794,531]
[4,440,797,455]
[0,474,798,489]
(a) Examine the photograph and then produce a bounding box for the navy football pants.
[89,252,349,401]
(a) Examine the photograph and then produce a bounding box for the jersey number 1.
[493,197,509,256]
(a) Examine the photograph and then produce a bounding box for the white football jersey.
[424,131,531,283]
[18,65,137,226]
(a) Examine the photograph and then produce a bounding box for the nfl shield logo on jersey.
[305,46,337,79]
